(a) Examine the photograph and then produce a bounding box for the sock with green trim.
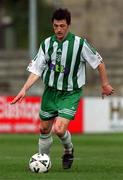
[38,133,53,155]
[59,131,73,154]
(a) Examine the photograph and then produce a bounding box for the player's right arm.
[11,41,47,104]
[10,73,39,104]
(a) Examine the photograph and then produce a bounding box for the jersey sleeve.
[27,44,46,76]
[81,39,103,69]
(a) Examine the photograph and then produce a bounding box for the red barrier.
[0,96,83,133]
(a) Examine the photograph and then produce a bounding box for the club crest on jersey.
[56,48,62,62]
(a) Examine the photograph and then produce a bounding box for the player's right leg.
[38,86,58,155]
[39,119,54,155]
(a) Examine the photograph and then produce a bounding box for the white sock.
[59,131,73,154]
[38,133,53,155]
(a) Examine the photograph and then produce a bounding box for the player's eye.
[53,24,58,28]
[60,24,66,28]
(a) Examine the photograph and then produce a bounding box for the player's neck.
[57,31,70,42]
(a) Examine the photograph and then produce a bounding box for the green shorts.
[39,86,82,121]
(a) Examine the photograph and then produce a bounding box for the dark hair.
[52,8,71,25]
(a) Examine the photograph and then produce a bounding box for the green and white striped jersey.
[27,32,102,91]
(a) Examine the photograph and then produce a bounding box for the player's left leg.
[53,89,82,169]
[53,117,74,169]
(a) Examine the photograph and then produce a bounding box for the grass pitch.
[0,133,123,180]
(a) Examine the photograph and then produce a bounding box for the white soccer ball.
[29,153,51,173]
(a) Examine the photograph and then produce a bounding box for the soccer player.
[10,8,114,169]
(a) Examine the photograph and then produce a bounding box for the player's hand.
[102,84,114,99]
[10,90,26,104]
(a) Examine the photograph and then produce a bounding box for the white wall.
[84,97,123,133]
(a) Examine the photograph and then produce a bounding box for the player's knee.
[40,126,50,134]
[53,125,65,137]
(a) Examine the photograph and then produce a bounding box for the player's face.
[53,19,70,41]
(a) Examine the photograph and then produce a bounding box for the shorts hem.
[39,114,57,121]
[58,114,74,120]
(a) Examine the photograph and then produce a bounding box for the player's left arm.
[81,38,114,98]
[97,61,114,98]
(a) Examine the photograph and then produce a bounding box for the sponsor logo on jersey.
[49,63,69,75]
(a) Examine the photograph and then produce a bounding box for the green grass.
[0,133,123,180]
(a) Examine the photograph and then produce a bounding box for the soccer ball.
[29,153,51,173]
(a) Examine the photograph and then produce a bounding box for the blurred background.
[0,0,123,96]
